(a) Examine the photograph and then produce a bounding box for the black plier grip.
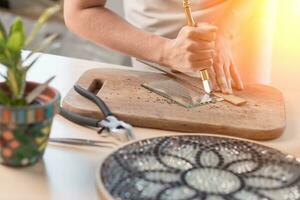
[60,85,134,142]
[74,84,113,117]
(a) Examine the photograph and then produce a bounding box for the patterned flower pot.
[0,82,60,167]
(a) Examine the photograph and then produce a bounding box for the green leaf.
[0,54,10,67]
[24,33,58,63]
[23,55,41,72]
[7,18,25,52]
[0,31,5,51]
[1,48,17,68]
[0,72,7,80]
[11,98,27,106]
[17,67,27,98]
[7,68,20,99]
[0,48,16,67]
[0,19,7,39]
[9,18,24,34]
[0,38,5,53]
[0,89,10,106]
[0,20,6,53]
[6,32,25,52]
[25,5,61,47]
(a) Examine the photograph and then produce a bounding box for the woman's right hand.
[161,23,219,89]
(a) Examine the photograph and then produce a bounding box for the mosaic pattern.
[100,135,300,200]
[0,100,59,125]
[0,120,53,166]
[0,94,60,167]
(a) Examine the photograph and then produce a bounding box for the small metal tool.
[183,0,196,26]
[49,137,116,148]
[139,60,223,107]
[60,85,135,142]
[183,0,213,95]
[200,69,213,94]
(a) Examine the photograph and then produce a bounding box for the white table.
[0,53,299,200]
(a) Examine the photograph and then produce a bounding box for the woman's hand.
[162,23,216,72]
[213,35,244,94]
[161,23,217,70]
[160,23,243,94]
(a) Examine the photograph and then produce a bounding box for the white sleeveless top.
[124,0,228,39]
[123,0,278,84]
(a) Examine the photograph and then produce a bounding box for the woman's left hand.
[213,34,244,94]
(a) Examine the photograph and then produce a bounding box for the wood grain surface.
[62,68,286,141]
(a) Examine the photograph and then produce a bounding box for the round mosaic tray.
[98,135,300,200]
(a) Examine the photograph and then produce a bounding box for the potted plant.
[0,5,61,167]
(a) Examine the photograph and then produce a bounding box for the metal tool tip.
[200,69,210,81]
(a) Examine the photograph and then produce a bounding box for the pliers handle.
[75,84,113,117]
[60,85,135,142]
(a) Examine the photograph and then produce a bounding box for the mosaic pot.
[0,82,60,167]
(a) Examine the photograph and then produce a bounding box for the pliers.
[60,85,135,142]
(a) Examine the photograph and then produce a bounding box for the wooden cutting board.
[62,68,286,141]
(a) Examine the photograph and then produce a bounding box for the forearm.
[64,0,168,65]
[64,0,218,85]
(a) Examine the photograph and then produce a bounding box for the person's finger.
[189,30,217,42]
[191,40,215,50]
[231,78,237,88]
[230,58,244,90]
[187,49,214,61]
[207,67,220,91]
[195,50,215,60]
[191,59,213,72]
[187,24,218,41]
[197,22,218,31]
[223,59,233,94]
[214,56,229,94]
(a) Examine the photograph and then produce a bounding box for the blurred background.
[0,0,130,66]
[0,0,299,91]
[272,0,300,91]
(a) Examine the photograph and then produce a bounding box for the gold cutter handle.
[183,0,212,93]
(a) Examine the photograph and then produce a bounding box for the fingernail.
[222,87,228,94]
[228,82,232,90]
[222,88,230,94]
[237,82,244,90]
